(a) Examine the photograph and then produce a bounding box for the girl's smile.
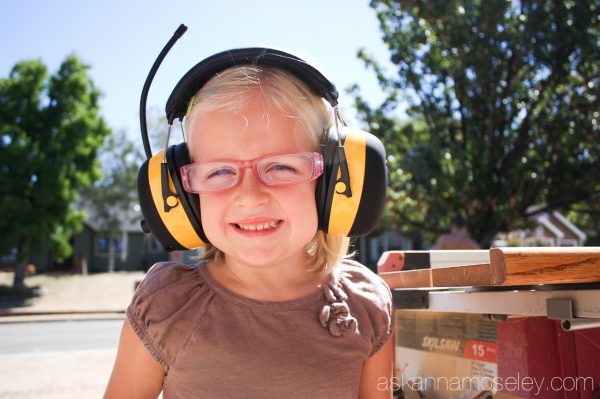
[231,217,283,233]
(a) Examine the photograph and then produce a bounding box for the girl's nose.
[233,168,269,207]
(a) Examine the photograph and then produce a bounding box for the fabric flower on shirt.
[319,281,358,337]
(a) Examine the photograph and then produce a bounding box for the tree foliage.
[0,55,111,286]
[353,0,600,246]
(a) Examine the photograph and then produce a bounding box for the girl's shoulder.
[334,259,392,301]
[129,261,214,317]
[135,261,202,295]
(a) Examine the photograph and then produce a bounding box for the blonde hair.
[185,65,350,275]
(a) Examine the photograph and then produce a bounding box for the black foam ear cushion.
[316,127,340,232]
[166,143,209,244]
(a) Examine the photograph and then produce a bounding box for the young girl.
[105,50,394,399]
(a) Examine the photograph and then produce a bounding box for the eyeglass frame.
[180,151,325,194]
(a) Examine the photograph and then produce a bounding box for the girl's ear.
[305,233,319,256]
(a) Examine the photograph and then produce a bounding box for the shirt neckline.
[196,263,329,310]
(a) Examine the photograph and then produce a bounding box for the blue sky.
[1,0,396,144]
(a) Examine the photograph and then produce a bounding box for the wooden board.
[380,263,502,288]
[376,250,490,273]
[491,246,600,286]
[379,247,600,289]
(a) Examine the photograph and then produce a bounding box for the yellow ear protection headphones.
[138,25,387,251]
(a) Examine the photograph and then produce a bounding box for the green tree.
[79,130,144,272]
[353,0,599,246]
[0,55,110,287]
[567,197,600,246]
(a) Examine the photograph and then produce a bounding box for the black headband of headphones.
[139,24,340,160]
[165,48,339,125]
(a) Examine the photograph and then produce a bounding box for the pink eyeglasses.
[180,152,324,193]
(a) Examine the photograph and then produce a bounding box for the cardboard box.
[395,310,498,399]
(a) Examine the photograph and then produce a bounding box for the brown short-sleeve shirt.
[127,260,393,399]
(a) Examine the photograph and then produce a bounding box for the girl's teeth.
[237,221,279,231]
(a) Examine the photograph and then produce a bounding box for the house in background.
[76,201,210,272]
[530,210,587,246]
[70,205,202,273]
[71,216,169,273]
[494,207,587,247]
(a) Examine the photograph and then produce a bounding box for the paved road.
[0,319,127,399]
[0,319,123,354]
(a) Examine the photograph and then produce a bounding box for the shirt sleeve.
[367,274,394,356]
[126,262,212,370]
[337,260,394,357]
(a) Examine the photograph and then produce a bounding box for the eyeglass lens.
[183,153,322,193]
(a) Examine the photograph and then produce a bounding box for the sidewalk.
[0,270,151,399]
[0,270,146,322]
[0,349,118,399]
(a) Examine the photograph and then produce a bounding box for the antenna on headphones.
[140,24,188,159]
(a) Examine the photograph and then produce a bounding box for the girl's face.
[189,100,319,270]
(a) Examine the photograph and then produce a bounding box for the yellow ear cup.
[147,150,207,249]
[327,127,367,236]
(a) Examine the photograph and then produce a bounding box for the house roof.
[535,214,565,238]
[552,211,587,241]
[528,205,587,242]
[80,204,144,233]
